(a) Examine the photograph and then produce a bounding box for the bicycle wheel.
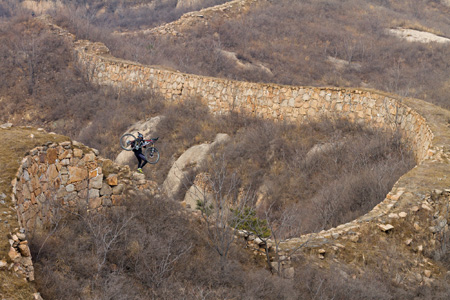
[119,133,136,151]
[145,147,160,164]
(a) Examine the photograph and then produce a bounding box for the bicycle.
[119,133,160,164]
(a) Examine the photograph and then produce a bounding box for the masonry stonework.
[12,16,450,283]
[73,39,436,163]
[69,28,450,266]
[12,141,157,231]
[9,140,157,282]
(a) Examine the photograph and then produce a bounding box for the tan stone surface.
[106,174,118,186]
[67,166,88,184]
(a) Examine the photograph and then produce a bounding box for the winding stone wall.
[74,39,435,162]
[69,30,450,253]
[13,15,450,283]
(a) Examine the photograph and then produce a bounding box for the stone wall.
[115,0,260,37]
[73,40,434,163]
[69,28,450,262]
[21,15,450,282]
[12,141,155,232]
[9,140,157,282]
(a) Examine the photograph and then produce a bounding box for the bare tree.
[192,153,256,267]
[13,34,38,95]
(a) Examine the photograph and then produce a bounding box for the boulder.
[163,133,230,198]
[184,183,213,211]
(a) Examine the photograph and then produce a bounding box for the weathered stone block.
[100,183,112,196]
[83,153,96,162]
[102,197,112,206]
[89,175,103,189]
[46,148,58,164]
[106,174,118,186]
[112,184,125,195]
[58,149,70,160]
[47,164,59,182]
[66,184,75,192]
[18,243,31,257]
[59,141,71,148]
[89,189,100,199]
[73,148,83,158]
[68,166,88,184]
[89,197,102,209]
[8,247,20,261]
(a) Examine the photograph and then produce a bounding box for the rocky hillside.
[1,0,450,298]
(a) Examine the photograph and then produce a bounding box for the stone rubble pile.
[237,229,295,279]
[0,230,34,281]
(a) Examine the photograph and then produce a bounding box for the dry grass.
[391,19,446,36]
[0,271,37,300]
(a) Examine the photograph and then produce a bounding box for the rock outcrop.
[163,133,230,198]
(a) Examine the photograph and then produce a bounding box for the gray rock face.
[163,133,230,199]
[175,0,204,9]
[115,116,163,166]
[183,181,213,211]
[0,122,12,128]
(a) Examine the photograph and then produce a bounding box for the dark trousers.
[133,149,148,169]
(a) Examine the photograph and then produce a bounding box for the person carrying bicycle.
[131,132,148,173]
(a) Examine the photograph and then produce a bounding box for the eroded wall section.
[12,141,155,232]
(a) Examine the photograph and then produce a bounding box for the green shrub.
[231,207,271,239]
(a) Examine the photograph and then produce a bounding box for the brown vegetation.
[1,1,450,299]
[200,117,415,234]
[0,14,164,160]
[29,195,298,299]
[45,0,450,109]
[28,193,450,299]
